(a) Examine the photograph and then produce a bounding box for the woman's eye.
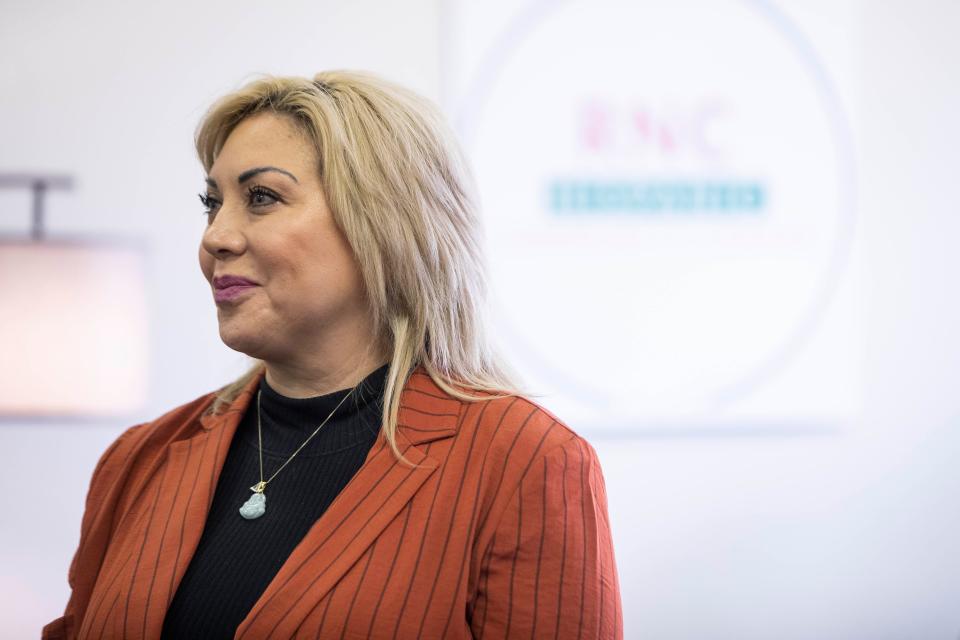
[198,193,220,216]
[247,185,280,208]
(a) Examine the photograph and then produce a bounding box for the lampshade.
[0,240,149,417]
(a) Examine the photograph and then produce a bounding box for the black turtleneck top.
[161,363,389,639]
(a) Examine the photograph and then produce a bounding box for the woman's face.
[198,111,371,366]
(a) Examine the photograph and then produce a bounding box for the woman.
[43,71,622,639]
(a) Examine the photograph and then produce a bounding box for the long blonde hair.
[195,70,528,464]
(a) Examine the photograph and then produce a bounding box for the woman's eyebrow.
[204,166,300,189]
[238,166,299,184]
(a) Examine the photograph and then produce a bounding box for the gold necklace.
[239,384,357,520]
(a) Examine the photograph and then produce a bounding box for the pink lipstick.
[212,275,258,303]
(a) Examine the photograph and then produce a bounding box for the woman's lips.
[212,275,258,304]
[214,284,257,303]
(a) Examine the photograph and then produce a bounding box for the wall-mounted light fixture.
[0,173,148,418]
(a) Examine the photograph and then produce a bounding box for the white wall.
[2,1,959,638]
[598,2,960,637]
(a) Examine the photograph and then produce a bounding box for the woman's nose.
[201,209,247,258]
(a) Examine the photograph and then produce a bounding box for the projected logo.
[456,0,855,424]
[551,99,766,215]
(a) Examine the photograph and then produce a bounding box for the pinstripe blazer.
[43,366,623,639]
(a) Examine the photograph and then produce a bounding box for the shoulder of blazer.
[82,389,221,535]
[399,367,582,457]
[405,371,589,544]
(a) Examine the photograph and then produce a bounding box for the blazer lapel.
[234,368,459,640]
[117,379,256,640]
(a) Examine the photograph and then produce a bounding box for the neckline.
[247,363,389,454]
[258,363,389,417]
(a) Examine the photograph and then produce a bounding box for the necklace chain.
[254,384,357,491]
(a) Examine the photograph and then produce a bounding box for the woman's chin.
[217,324,266,358]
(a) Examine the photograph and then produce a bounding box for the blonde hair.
[195,70,529,464]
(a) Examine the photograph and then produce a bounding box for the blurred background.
[2,0,958,637]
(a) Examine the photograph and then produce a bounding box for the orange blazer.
[43,366,623,639]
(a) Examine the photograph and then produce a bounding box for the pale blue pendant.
[240,482,267,519]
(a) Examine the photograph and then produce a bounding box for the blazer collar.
[128,364,458,639]
[196,364,460,445]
